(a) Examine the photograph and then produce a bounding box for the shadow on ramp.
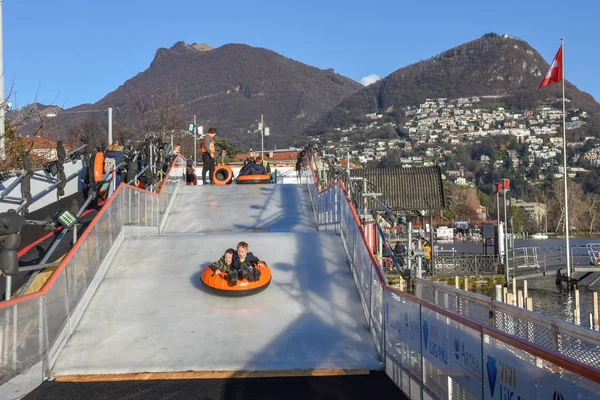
[163,185,315,234]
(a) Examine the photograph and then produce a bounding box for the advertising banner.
[483,336,599,400]
[421,307,450,398]
[447,318,483,398]
[385,291,423,381]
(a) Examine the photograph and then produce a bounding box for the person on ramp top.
[229,241,263,285]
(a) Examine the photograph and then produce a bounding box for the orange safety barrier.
[213,165,233,185]
[200,263,272,296]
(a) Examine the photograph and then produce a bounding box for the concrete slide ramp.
[50,184,382,379]
[162,185,316,233]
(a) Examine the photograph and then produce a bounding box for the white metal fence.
[302,158,600,400]
[0,156,186,399]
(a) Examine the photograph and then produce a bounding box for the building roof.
[232,151,299,164]
[339,159,362,169]
[17,136,74,152]
[343,167,446,212]
[19,136,59,149]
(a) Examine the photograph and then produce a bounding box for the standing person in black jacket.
[230,241,263,284]
[393,241,406,267]
[201,128,217,184]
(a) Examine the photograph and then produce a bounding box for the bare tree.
[65,119,106,152]
[123,86,187,141]
[446,185,480,220]
[1,104,55,171]
[583,192,600,235]
[550,180,585,234]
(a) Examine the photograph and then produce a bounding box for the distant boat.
[531,233,549,239]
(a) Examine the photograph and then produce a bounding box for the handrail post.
[4,275,11,301]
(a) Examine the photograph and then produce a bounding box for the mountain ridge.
[305,33,600,137]
[53,42,363,148]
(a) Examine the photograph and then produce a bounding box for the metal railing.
[431,253,500,276]
[0,144,88,215]
[414,278,600,369]
[507,245,600,277]
[301,151,600,399]
[0,155,186,399]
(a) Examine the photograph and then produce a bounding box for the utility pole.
[560,38,572,282]
[503,181,510,287]
[193,115,197,165]
[346,152,351,198]
[496,189,500,227]
[257,114,270,160]
[108,107,113,145]
[0,1,5,160]
[407,221,412,276]
[363,179,368,221]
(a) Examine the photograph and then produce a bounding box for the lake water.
[434,236,600,325]
[434,236,600,254]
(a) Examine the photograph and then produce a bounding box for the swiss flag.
[539,45,563,88]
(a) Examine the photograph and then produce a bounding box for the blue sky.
[3,0,599,109]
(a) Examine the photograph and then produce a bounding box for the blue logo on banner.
[454,338,460,361]
[553,391,564,400]
[487,356,497,398]
[423,320,429,346]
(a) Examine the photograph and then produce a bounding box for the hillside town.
[312,95,600,234]
[316,95,599,178]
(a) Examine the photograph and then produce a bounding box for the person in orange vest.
[201,127,217,184]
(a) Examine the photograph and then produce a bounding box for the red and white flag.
[539,45,563,88]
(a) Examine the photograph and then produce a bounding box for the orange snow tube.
[90,151,105,184]
[236,174,270,184]
[213,165,233,185]
[200,263,272,296]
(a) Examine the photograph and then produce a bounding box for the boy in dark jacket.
[230,241,263,283]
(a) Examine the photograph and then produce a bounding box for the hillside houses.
[315,95,595,187]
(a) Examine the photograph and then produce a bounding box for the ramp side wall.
[0,157,186,399]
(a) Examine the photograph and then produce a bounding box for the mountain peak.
[58,42,363,148]
[191,43,214,52]
[152,41,215,65]
[307,33,600,135]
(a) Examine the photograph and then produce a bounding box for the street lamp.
[0,1,6,160]
[46,107,113,145]
[187,115,202,165]
[257,114,270,159]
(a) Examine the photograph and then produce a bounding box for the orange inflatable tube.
[201,263,272,296]
[236,174,270,184]
[214,165,233,185]
[89,152,105,184]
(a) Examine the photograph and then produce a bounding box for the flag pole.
[561,37,571,282]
